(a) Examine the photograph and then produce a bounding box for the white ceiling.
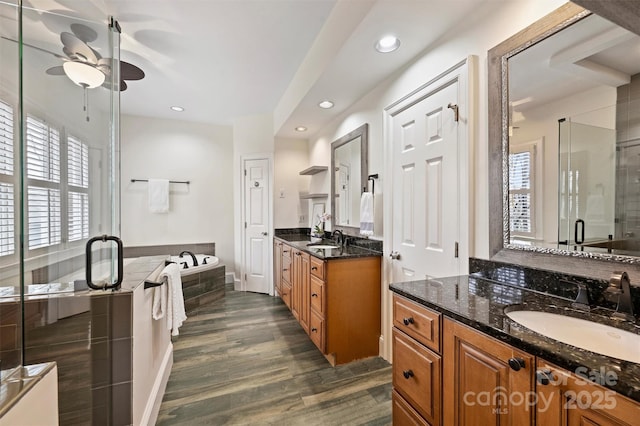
[18,0,497,138]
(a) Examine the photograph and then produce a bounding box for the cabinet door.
[274,241,282,297]
[309,309,325,352]
[536,360,639,426]
[291,250,301,320]
[299,251,310,333]
[443,318,535,426]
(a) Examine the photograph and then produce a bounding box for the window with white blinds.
[26,115,62,249]
[27,186,61,249]
[0,100,14,256]
[68,192,89,242]
[67,135,89,242]
[0,183,14,256]
[67,135,89,188]
[26,115,60,183]
[0,101,14,176]
[509,145,536,236]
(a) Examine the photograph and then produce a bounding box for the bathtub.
[169,254,220,276]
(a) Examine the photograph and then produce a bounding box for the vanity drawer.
[393,295,441,352]
[310,256,325,280]
[309,310,325,352]
[392,390,429,426]
[392,329,441,425]
[310,275,325,315]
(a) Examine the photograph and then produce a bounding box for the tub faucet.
[179,250,198,267]
[604,271,635,321]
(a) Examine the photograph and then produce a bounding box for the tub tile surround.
[123,243,225,313]
[274,228,383,259]
[390,263,640,403]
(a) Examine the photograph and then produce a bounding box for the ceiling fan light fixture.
[63,61,105,88]
[375,35,400,53]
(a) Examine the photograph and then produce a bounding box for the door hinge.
[244,169,247,176]
[455,241,459,258]
[244,222,247,229]
[244,273,247,281]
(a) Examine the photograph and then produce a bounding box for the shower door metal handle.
[86,235,124,290]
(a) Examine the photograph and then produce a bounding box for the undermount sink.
[505,310,640,364]
[307,244,339,249]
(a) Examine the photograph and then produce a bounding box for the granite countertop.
[274,234,382,260]
[390,275,640,403]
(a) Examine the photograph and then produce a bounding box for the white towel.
[360,192,374,236]
[153,263,187,336]
[152,276,167,320]
[148,178,169,213]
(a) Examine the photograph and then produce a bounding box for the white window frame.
[0,99,16,258]
[509,140,542,239]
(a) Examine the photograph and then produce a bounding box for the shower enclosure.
[0,1,123,423]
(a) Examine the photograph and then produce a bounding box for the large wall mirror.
[331,123,368,235]
[489,1,640,269]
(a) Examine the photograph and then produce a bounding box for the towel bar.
[144,260,176,289]
[364,173,379,193]
[131,179,190,184]
[144,279,164,289]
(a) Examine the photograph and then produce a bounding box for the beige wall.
[120,115,235,268]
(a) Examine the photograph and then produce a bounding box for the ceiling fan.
[45,23,145,92]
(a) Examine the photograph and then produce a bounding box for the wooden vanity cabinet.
[392,295,442,426]
[291,248,310,333]
[274,240,282,296]
[280,243,292,310]
[275,240,381,366]
[535,360,639,426]
[443,318,535,426]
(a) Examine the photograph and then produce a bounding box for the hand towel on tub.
[156,262,187,336]
[148,178,169,213]
[360,191,374,236]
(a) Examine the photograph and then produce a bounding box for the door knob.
[389,251,401,260]
[262,232,268,236]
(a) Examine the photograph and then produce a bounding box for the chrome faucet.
[604,271,635,321]
[331,229,344,246]
[179,250,199,267]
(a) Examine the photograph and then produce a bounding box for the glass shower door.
[19,5,122,424]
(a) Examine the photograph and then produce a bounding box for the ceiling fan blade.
[70,23,98,43]
[102,79,128,92]
[61,32,98,64]
[46,66,65,76]
[120,61,145,81]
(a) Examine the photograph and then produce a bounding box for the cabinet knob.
[536,369,553,385]
[402,317,414,326]
[311,327,317,333]
[402,370,414,379]
[311,266,318,271]
[311,293,318,297]
[508,357,526,371]
[283,268,289,271]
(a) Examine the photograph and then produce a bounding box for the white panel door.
[391,79,460,281]
[244,158,270,294]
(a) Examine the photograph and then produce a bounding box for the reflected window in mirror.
[489,2,640,262]
[331,124,368,235]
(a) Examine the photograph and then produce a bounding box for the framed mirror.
[331,123,368,235]
[489,1,640,268]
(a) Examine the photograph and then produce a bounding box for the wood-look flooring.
[156,285,392,425]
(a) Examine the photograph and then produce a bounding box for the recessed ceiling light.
[170,106,184,112]
[295,126,307,132]
[318,100,334,109]
[375,35,400,53]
